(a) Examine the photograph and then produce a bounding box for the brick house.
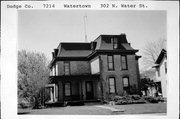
[46,34,141,104]
[153,49,167,97]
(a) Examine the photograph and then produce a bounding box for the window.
[65,82,71,96]
[64,62,70,75]
[86,82,92,92]
[109,77,116,93]
[121,55,128,70]
[123,77,130,94]
[164,62,167,74]
[123,77,129,87]
[108,55,114,70]
[50,69,53,76]
[55,63,58,76]
[113,38,118,49]
[157,68,160,77]
[52,66,55,76]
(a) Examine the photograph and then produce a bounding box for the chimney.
[119,33,128,43]
[52,52,55,59]
[54,49,58,57]
[91,42,97,50]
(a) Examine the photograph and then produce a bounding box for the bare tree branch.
[141,38,166,70]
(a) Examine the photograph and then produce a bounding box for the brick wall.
[99,54,140,98]
[56,61,90,76]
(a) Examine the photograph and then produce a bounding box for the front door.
[86,81,94,100]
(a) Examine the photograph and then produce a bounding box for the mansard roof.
[49,34,139,67]
[57,43,92,57]
[60,43,91,50]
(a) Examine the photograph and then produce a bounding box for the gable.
[155,49,167,64]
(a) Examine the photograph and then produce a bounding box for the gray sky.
[18,10,166,70]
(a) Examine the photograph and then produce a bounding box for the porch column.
[50,87,54,102]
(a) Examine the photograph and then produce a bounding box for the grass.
[18,102,166,115]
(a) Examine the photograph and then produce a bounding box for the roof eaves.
[94,35,102,42]
[48,58,56,68]
[155,49,167,64]
[152,64,160,68]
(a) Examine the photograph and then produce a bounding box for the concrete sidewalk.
[95,105,125,112]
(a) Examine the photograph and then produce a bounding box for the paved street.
[18,103,166,115]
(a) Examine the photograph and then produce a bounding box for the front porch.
[45,74,101,105]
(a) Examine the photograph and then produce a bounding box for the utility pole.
[83,15,88,42]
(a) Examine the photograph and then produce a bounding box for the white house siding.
[52,65,55,76]
[55,62,58,76]
[156,57,167,97]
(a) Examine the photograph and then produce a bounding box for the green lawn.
[18,102,166,115]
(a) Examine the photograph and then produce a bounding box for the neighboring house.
[46,34,141,104]
[153,49,167,98]
[140,69,162,97]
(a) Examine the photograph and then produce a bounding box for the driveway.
[18,103,166,115]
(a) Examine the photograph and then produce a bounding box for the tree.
[18,50,50,109]
[140,78,156,96]
[141,38,166,70]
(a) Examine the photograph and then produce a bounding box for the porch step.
[66,101,84,106]
[45,102,64,107]
[83,99,101,103]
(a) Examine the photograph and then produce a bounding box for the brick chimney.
[52,52,55,59]
[54,49,58,57]
[119,33,128,43]
[91,41,97,51]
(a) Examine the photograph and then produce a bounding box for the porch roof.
[49,74,100,83]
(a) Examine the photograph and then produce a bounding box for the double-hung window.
[65,82,71,96]
[55,63,58,76]
[123,77,130,93]
[109,77,116,94]
[157,67,160,77]
[64,62,70,75]
[108,55,114,70]
[121,55,128,70]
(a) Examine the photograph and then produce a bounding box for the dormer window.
[113,37,118,49]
